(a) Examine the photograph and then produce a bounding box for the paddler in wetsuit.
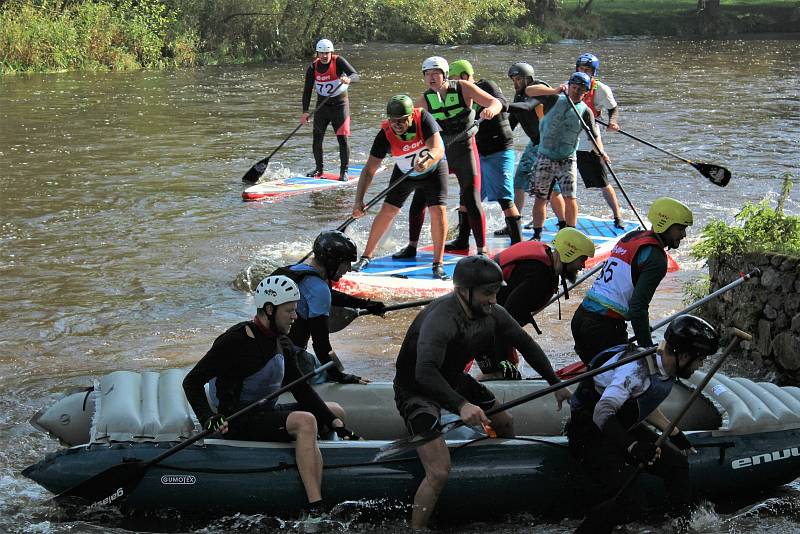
[350,95,450,280]
[479,228,596,379]
[415,56,502,256]
[183,275,362,518]
[568,315,720,533]
[392,255,570,529]
[300,39,358,182]
[571,197,693,363]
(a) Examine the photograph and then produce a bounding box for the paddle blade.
[373,430,443,462]
[328,306,360,333]
[693,161,730,187]
[51,460,147,508]
[242,159,268,184]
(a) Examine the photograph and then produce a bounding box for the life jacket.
[537,94,588,161]
[584,230,665,319]
[494,241,553,280]
[271,265,325,285]
[312,55,347,97]
[569,344,675,430]
[582,78,600,118]
[271,265,327,350]
[423,80,475,136]
[380,108,430,175]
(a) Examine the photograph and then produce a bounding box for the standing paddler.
[300,39,358,181]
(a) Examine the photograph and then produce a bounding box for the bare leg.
[286,411,323,503]
[487,400,514,437]
[550,192,566,222]
[429,205,447,264]
[601,184,622,219]
[532,196,548,228]
[362,204,401,258]
[326,401,345,422]
[565,196,578,227]
[514,188,526,213]
[412,437,451,529]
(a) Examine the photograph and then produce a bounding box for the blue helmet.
[568,71,592,91]
[576,53,600,76]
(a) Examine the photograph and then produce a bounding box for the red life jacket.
[312,55,346,97]
[313,55,338,83]
[380,108,429,173]
[495,241,553,280]
[581,78,599,118]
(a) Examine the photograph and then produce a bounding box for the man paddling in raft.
[571,197,693,363]
[574,53,625,229]
[478,228,596,379]
[183,275,362,518]
[300,39,358,182]
[567,314,720,533]
[273,230,385,384]
[525,72,609,240]
[393,255,570,528]
[350,94,449,280]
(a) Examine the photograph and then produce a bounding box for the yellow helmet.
[648,197,693,233]
[552,228,595,264]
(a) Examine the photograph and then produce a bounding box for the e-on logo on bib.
[161,474,197,485]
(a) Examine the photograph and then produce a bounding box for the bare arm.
[526,83,565,97]
[459,80,502,119]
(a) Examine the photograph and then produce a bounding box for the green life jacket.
[423,80,475,136]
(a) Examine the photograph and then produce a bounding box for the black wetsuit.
[183,320,336,441]
[393,292,559,432]
[301,56,357,173]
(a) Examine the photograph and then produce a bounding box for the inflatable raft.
[23,368,800,518]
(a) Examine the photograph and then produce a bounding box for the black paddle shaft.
[564,95,647,229]
[595,118,731,187]
[242,80,346,183]
[53,358,340,506]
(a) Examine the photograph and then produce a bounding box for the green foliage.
[692,176,800,259]
[683,274,710,305]
[0,0,198,73]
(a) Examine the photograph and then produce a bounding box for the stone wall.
[703,252,800,384]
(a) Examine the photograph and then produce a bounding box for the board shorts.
[577,150,609,188]
[530,153,577,199]
[313,100,351,136]
[394,374,496,435]
[385,160,449,208]
[226,402,302,442]
[480,149,515,202]
[513,141,537,190]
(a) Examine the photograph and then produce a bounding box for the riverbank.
[1,0,797,74]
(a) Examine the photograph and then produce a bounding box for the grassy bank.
[1,0,797,74]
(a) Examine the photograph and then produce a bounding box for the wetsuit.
[571,230,668,363]
[272,264,379,382]
[393,292,559,434]
[420,81,485,248]
[302,55,357,174]
[567,345,690,533]
[182,319,337,441]
[495,240,559,326]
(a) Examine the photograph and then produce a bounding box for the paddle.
[565,93,647,229]
[595,118,731,187]
[296,119,484,264]
[556,268,761,379]
[373,344,660,461]
[328,299,432,333]
[328,261,606,334]
[52,354,344,508]
[588,327,752,525]
[241,76,356,184]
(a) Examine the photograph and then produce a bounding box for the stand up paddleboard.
[242,164,366,202]
[335,215,680,299]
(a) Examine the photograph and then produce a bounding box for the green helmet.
[552,228,595,264]
[450,59,474,78]
[648,197,693,233]
[387,94,414,118]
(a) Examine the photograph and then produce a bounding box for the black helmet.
[508,62,535,81]
[664,315,719,359]
[453,255,507,290]
[313,230,357,277]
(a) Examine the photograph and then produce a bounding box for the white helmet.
[422,56,449,77]
[254,275,300,310]
[315,39,334,53]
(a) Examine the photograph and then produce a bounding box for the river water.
[1,38,799,533]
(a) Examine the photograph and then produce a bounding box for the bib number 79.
[403,148,432,170]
